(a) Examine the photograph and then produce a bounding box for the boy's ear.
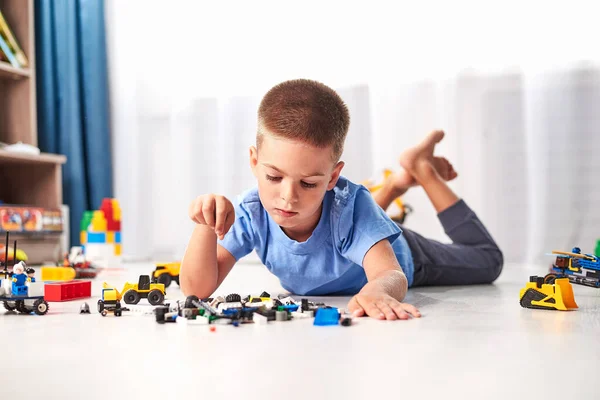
[249,146,258,177]
[327,161,345,190]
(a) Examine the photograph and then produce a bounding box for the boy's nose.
[280,183,298,204]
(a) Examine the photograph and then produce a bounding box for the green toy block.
[595,239,600,257]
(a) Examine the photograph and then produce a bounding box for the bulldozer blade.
[554,278,578,310]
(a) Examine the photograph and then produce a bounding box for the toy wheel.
[225,293,241,303]
[33,299,49,315]
[544,274,557,284]
[184,295,199,309]
[148,289,165,305]
[3,301,16,311]
[114,309,122,317]
[123,290,141,305]
[15,300,29,314]
[174,276,180,286]
[97,299,105,313]
[157,274,172,288]
[101,310,108,317]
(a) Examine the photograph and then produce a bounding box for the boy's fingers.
[376,302,398,320]
[401,303,421,318]
[360,301,385,320]
[347,297,364,317]
[202,197,216,228]
[389,302,410,320]
[191,202,206,225]
[214,197,227,235]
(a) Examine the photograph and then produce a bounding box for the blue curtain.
[35,0,113,247]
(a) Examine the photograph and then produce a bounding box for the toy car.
[102,275,166,306]
[151,261,180,287]
[1,233,49,316]
[545,247,600,288]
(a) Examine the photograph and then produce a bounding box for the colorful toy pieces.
[154,291,353,327]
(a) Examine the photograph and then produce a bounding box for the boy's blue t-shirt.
[217,176,414,295]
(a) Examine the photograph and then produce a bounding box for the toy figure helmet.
[572,247,581,254]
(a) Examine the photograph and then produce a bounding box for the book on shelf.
[0,8,28,68]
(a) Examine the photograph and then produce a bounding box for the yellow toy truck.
[151,261,180,288]
[101,275,166,308]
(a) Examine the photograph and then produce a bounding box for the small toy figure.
[11,261,29,296]
[25,267,36,282]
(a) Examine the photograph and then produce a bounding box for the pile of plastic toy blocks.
[154,291,352,327]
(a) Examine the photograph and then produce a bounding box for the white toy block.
[26,281,44,297]
[217,302,242,312]
[252,312,268,325]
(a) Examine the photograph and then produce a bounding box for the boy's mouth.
[275,208,298,218]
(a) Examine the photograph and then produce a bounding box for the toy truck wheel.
[3,301,16,311]
[114,309,122,317]
[544,274,557,284]
[157,273,172,288]
[174,276,180,286]
[33,299,49,315]
[101,310,108,317]
[123,290,141,304]
[148,289,165,305]
[15,300,29,314]
[97,300,105,313]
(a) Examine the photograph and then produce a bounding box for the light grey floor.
[4,261,600,400]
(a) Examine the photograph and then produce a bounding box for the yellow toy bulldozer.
[519,276,578,311]
[102,275,166,306]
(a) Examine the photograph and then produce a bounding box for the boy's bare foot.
[398,130,458,184]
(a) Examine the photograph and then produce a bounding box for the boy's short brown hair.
[257,79,350,162]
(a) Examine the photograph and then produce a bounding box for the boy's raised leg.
[399,130,459,213]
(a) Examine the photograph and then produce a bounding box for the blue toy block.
[12,284,28,296]
[87,232,107,243]
[279,304,299,312]
[314,307,340,326]
[115,231,121,244]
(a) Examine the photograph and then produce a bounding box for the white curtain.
[105,0,600,265]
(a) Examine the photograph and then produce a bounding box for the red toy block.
[44,280,92,302]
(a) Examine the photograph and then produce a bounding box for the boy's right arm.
[180,194,237,298]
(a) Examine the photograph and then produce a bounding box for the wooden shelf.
[0,149,67,165]
[0,61,30,79]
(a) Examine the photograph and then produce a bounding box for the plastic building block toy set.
[153,291,353,327]
[519,245,600,312]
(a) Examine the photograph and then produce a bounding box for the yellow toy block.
[112,199,122,221]
[40,266,77,281]
[80,231,87,245]
[114,244,122,255]
[91,210,107,232]
[106,231,115,243]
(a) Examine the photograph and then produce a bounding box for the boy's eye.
[301,181,317,189]
[266,175,281,182]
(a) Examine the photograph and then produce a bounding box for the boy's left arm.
[348,239,421,320]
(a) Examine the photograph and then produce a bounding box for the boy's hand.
[348,290,421,320]
[189,194,235,240]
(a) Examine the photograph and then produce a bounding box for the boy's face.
[250,135,344,239]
